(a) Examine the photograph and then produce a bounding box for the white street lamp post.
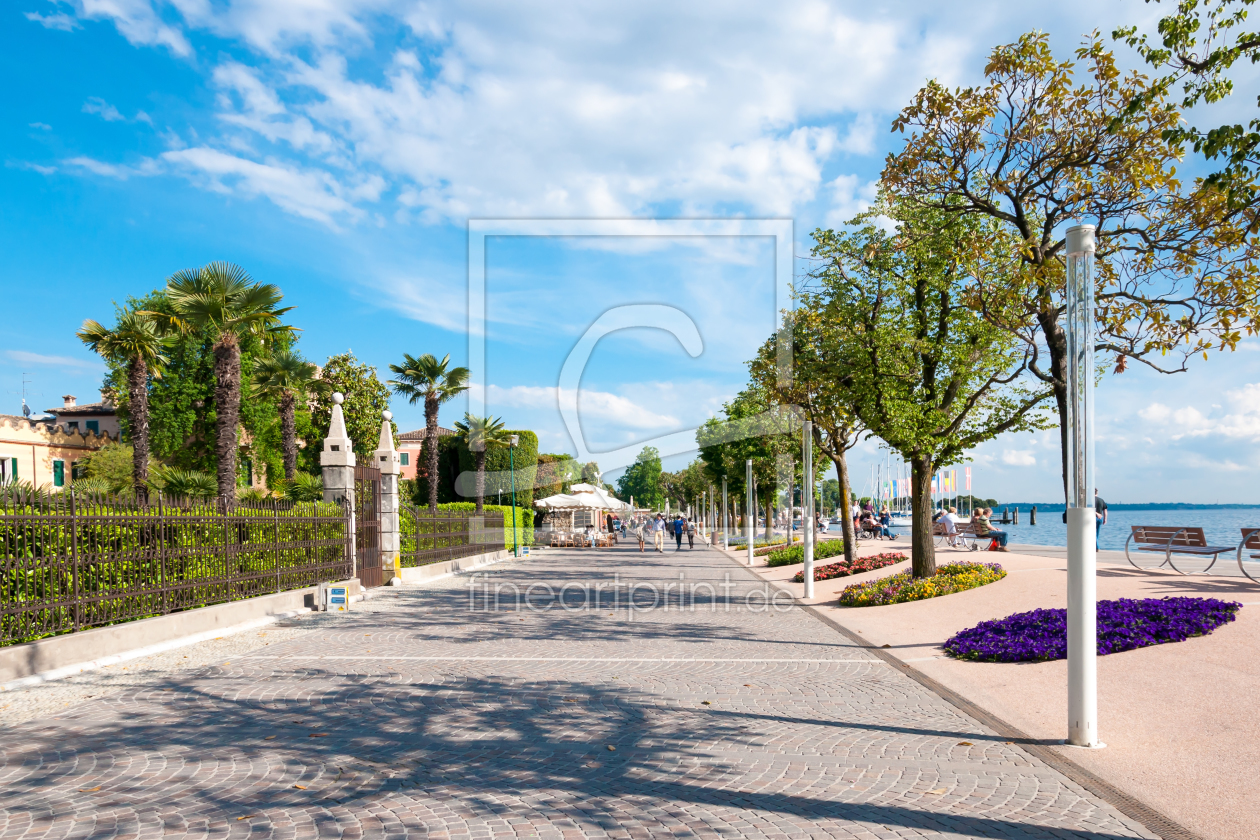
[1065,223,1102,749]
[722,477,729,551]
[803,420,815,598]
[746,459,754,566]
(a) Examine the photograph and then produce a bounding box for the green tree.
[306,353,395,472]
[77,308,170,501]
[453,413,511,513]
[388,353,469,512]
[806,199,1053,576]
[251,348,326,481]
[580,462,601,485]
[1116,0,1260,210]
[536,453,581,496]
[748,310,864,562]
[155,262,294,504]
[616,446,663,510]
[884,32,1260,501]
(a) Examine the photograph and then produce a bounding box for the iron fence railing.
[400,508,505,567]
[0,486,351,646]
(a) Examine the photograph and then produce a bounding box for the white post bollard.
[320,392,357,579]
[746,459,755,566]
[374,411,402,585]
[803,420,814,599]
[1065,223,1102,749]
[722,477,729,551]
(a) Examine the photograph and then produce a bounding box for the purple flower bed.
[943,597,1242,663]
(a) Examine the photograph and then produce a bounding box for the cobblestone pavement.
[0,543,1159,840]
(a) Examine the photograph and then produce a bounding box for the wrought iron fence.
[400,507,505,567]
[0,485,352,647]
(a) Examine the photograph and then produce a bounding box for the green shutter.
[86,420,99,434]
[53,460,64,487]
[10,458,16,479]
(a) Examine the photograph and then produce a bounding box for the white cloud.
[1001,449,1036,467]
[64,155,161,179]
[57,1,971,224]
[1137,387,1260,442]
[83,97,125,122]
[824,173,879,229]
[67,0,191,55]
[26,11,79,30]
[5,350,103,370]
[160,147,364,225]
[29,122,52,131]
[485,384,678,430]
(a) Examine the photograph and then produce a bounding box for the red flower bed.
[791,552,906,583]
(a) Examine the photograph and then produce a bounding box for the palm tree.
[388,353,469,511]
[78,309,169,502]
[251,348,324,481]
[453,413,511,513]
[154,262,294,504]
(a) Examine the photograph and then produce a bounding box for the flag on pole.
[965,466,972,492]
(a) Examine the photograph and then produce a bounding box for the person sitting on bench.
[973,508,1009,552]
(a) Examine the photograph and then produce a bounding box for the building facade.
[0,414,116,488]
[43,393,121,438]
[397,426,456,481]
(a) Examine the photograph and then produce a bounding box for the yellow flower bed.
[838,561,1006,607]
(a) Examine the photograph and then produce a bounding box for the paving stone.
[0,545,1159,839]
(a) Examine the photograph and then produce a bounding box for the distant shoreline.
[994,503,1260,511]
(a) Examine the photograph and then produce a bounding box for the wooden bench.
[1125,526,1236,574]
[932,521,989,551]
[1237,528,1260,582]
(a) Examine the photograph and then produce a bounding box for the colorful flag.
[965,466,972,492]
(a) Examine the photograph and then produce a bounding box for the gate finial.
[321,392,356,468]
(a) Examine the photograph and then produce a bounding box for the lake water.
[889,508,1260,551]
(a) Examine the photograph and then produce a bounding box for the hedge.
[765,540,847,567]
[1,497,349,646]
[435,502,534,548]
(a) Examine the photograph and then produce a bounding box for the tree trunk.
[280,391,297,482]
[910,455,936,578]
[828,452,857,565]
[475,449,486,514]
[213,339,241,505]
[128,357,150,504]
[1038,308,1071,503]
[425,392,440,512]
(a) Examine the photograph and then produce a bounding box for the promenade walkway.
[0,542,1159,840]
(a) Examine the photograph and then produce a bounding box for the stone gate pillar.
[321,392,357,576]
[373,410,402,584]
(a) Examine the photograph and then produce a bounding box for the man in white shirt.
[651,514,666,553]
[941,506,962,547]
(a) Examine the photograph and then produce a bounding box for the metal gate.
[354,464,384,587]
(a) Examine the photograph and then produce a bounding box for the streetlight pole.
[745,459,754,566]
[722,477,729,551]
[803,419,814,598]
[1065,224,1102,749]
[509,434,520,557]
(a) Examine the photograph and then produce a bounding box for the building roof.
[398,426,457,442]
[45,401,117,417]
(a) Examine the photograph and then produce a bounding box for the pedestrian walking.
[687,518,695,549]
[673,514,685,551]
[652,514,666,553]
[1095,488,1108,549]
[635,519,647,553]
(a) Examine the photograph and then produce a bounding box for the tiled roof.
[398,426,457,442]
[45,402,117,416]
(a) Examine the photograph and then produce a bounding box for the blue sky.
[5,0,1260,504]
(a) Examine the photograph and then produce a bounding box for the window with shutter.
[86,420,99,434]
[53,460,64,487]
[401,452,410,466]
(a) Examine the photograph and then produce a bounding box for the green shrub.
[0,498,348,645]
[399,502,533,551]
[765,540,847,567]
